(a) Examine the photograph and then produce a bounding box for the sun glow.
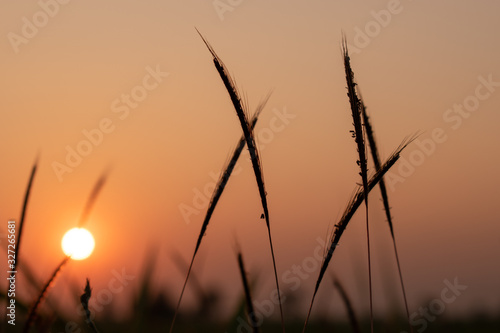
[61,228,95,260]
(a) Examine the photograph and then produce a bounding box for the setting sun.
[2,1,500,331]
[61,228,95,260]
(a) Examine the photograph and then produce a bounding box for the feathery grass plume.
[359,96,413,332]
[342,39,368,197]
[341,37,374,332]
[237,248,260,333]
[182,29,284,333]
[302,136,415,332]
[169,93,271,332]
[23,173,108,332]
[23,256,70,333]
[333,276,361,333]
[358,97,391,234]
[81,279,100,333]
[77,170,108,227]
[193,92,271,258]
[196,29,271,228]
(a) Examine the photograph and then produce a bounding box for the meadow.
[2,29,499,332]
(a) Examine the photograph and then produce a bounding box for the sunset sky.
[1,0,499,325]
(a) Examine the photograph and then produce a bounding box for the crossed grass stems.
[7,32,417,333]
[172,32,416,333]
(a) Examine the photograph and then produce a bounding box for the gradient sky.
[1,0,499,324]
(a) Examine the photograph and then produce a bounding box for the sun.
[61,228,95,260]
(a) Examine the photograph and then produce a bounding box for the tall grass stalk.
[6,157,37,330]
[170,251,206,305]
[237,248,260,333]
[23,173,107,332]
[133,246,159,330]
[169,87,272,332]
[23,256,70,333]
[77,171,108,227]
[81,279,100,333]
[196,30,285,332]
[333,276,361,333]
[302,137,414,332]
[13,157,38,272]
[342,38,373,332]
[360,96,413,333]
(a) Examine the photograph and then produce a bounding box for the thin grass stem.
[196,30,285,333]
[302,137,415,333]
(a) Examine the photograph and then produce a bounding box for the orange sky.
[1,0,500,324]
